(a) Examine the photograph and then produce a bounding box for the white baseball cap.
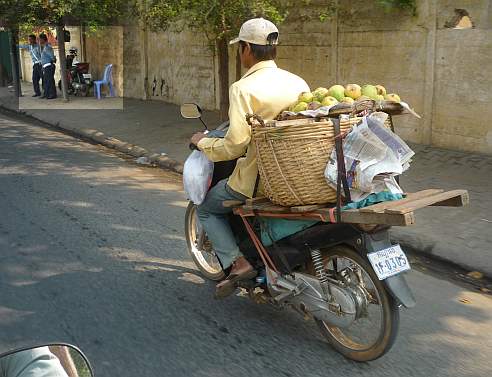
[229,18,279,46]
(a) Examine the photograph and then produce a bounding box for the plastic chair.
[94,64,115,99]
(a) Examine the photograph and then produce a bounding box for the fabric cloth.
[32,63,43,96]
[261,218,318,247]
[196,179,247,269]
[259,192,404,246]
[18,44,42,64]
[40,43,55,66]
[197,60,309,198]
[0,347,69,377]
[342,191,403,210]
[42,64,57,99]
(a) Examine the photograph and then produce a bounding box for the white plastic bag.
[183,150,214,205]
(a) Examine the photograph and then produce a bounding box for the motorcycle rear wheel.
[185,202,225,281]
[315,245,399,362]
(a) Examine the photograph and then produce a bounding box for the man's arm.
[197,84,253,162]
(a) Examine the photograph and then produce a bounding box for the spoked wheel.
[315,245,399,362]
[185,202,225,281]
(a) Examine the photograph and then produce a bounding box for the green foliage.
[138,0,288,43]
[376,0,417,14]
[0,0,131,28]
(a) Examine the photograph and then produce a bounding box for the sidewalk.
[1,83,491,277]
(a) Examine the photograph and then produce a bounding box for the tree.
[138,0,290,119]
[0,0,131,99]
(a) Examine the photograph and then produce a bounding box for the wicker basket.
[251,115,360,206]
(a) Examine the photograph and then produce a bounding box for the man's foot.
[46,96,57,100]
[32,94,40,97]
[215,257,256,299]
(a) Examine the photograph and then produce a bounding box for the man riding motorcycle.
[190,18,310,298]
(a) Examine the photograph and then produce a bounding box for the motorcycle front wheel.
[315,245,399,362]
[184,202,225,281]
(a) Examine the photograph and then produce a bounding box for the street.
[1,113,491,377]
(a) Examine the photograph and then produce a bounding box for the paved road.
[1,113,491,377]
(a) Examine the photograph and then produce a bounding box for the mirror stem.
[199,118,209,130]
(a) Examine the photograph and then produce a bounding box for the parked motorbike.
[57,47,92,97]
[181,103,416,362]
[0,343,93,376]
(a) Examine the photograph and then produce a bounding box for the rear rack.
[229,189,469,227]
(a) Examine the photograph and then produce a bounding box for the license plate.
[367,244,410,280]
[82,74,91,79]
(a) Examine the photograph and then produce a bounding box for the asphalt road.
[1,113,491,377]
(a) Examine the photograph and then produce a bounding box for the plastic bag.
[183,150,214,205]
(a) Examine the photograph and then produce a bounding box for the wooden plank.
[245,197,270,206]
[385,190,468,214]
[430,190,469,207]
[223,200,245,208]
[315,208,415,226]
[290,204,327,213]
[359,189,444,213]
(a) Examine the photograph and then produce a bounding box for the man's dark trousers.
[32,63,43,96]
[42,64,57,99]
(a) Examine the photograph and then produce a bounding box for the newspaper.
[325,115,412,200]
[367,112,414,165]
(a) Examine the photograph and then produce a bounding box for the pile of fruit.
[288,84,401,113]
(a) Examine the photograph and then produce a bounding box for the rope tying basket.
[249,114,360,206]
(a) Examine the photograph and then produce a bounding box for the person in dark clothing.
[39,33,57,99]
[18,34,43,97]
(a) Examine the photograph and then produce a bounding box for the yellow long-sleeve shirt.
[197,60,310,198]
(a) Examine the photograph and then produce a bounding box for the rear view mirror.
[0,344,93,377]
[180,103,202,119]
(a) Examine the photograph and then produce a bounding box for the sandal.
[214,269,257,299]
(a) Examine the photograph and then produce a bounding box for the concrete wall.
[84,26,124,97]
[274,0,492,154]
[432,1,492,154]
[145,30,216,109]
[57,0,492,154]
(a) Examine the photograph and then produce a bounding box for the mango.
[328,85,345,101]
[361,84,378,99]
[345,84,361,99]
[298,92,314,103]
[321,96,338,107]
[385,93,401,103]
[375,85,387,96]
[313,87,329,102]
[292,101,309,112]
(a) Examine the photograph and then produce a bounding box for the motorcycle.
[0,343,93,376]
[181,103,416,362]
[57,48,92,97]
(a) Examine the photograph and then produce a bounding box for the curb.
[0,104,184,175]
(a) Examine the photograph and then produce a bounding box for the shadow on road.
[1,114,491,377]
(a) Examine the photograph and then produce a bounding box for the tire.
[184,202,225,281]
[79,85,89,97]
[315,245,399,362]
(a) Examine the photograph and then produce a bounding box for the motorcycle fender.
[384,274,416,308]
[363,231,416,309]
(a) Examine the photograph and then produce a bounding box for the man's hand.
[190,132,207,148]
